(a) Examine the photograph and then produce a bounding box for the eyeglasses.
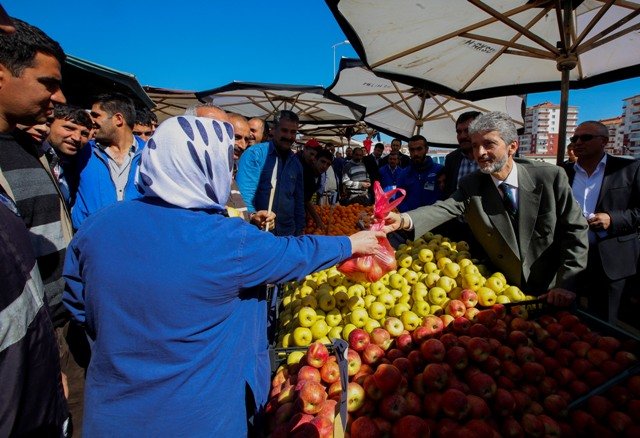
[569,134,607,143]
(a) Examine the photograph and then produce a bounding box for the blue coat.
[71,137,145,229]
[397,157,444,212]
[236,141,305,236]
[63,198,350,437]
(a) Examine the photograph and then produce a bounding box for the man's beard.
[478,154,507,174]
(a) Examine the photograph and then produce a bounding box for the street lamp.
[332,40,350,78]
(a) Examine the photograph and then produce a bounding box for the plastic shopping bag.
[338,181,405,282]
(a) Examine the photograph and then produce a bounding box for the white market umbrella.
[326,58,524,147]
[195,81,364,125]
[144,86,200,122]
[327,0,640,162]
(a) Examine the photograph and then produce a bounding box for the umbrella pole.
[557,69,570,166]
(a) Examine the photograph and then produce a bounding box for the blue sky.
[5,0,639,123]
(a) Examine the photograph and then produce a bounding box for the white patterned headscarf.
[137,115,235,211]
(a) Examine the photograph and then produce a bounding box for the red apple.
[465,307,480,322]
[587,395,614,420]
[423,363,449,391]
[422,315,444,335]
[553,367,576,386]
[348,328,371,352]
[452,316,471,334]
[298,381,327,414]
[441,388,470,421]
[362,343,385,366]
[445,299,466,318]
[614,350,637,369]
[570,409,596,435]
[396,333,414,353]
[586,348,611,366]
[371,327,393,350]
[522,362,545,383]
[608,411,633,433]
[596,336,621,355]
[288,412,314,433]
[440,314,455,328]
[502,360,523,382]
[412,326,433,345]
[469,323,490,338]
[309,415,333,438]
[467,394,491,419]
[501,416,524,437]
[467,372,497,400]
[423,391,442,419]
[476,309,498,327]
[320,360,340,384]
[327,380,342,400]
[467,337,491,362]
[379,393,407,421]
[492,388,516,417]
[351,416,381,438]
[460,289,478,308]
[404,391,422,415]
[307,341,330,368]
[374,363,402,394]
[439,333,459,349]
[391,415,430,438]
[386,348,404,362]
[481,355,502,378]
[521,413,545,437]
[496,345,515,361]
[543,394,567,418]
[420,338,445,362]
[316,398,337,422]
[539,414,561,437]
[297,365,321,384]
[507,330,529,347]
[347,348,362,376]
[446,346,468,371]
[515,346,535,364]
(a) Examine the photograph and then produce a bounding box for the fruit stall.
[264,209,640,437]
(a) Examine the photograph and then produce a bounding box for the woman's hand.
[349,230,386,255]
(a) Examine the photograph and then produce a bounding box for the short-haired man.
[381,138,410,168]
[0,16,69,436]
[297,139,323,228]
[71,93,146,229]
[396,135,444,212]
[42,104,92,207]
[248,117,266,146]
[442,111,481,198]
[317,148,339,205]
[132,107,156,142]
[237,110,305,236]
[379,151,401,191]
[342,147,371,205]
[228,112,251,163]
[563,121,640,323]
[384,112,588,306]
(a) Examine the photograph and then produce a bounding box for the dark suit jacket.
[564,155,640,280]
[407,158,589,294]
[442,148,465,198]
[362,154,382,183]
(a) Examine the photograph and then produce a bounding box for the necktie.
[499,182,517,216]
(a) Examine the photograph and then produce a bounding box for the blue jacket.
[379,164,402,191]
[71,137,145,229]
[397,157,444,212]
[63,197,350,437]
[236,141,305,236]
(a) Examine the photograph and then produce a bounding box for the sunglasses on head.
[569,134,607,143]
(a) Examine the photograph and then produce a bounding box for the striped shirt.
[0,131,69,327]
[342,160,370,199]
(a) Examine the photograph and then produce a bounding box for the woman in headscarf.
[62,116,383,437]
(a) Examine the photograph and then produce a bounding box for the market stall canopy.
[326,0,640,160]
[327,0,640,99]
[144,86,200,122]
[297,120,372,139]
[195,81,365,125]
[62,55,154,109]
[326,58,524,147]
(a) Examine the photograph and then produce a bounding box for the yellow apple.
[328,326,343,340]
[428,287,448,305]
[412,300,431,317]
[342,323,357,340]
[287,350,306,366]
[477,287,498,306]
[403,270,420,285]
[311,319,330,340]
[367,301,387,320]
[298,307,317,327]
[377,292,395,310]
[443,262,461,279]
[350,308,369,328]
[364,319,381,333]
[370,281,386,296]
[503,286,526,302]
[425,272,441,288]
[325,308,343,327]
[292,327,313,347]
[391,303,411,317]
[318,293,336,312]
[418,248,434,263]
[485,275,505,293]
[401,310,422,331]
[388,273,406,290]
[333,291,349,309]
[397,253,413,268]
[347,295,365,311]
[496,295,511,304]
[436,276,457,293]
[436,257,453,271]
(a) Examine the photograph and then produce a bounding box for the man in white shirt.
[563,121,640,324]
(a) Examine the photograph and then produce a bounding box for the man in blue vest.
[397,134,444,212]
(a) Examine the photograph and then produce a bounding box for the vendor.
[62,115,383,436]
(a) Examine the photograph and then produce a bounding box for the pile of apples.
[276,233,532,349]
[267,305,639,437]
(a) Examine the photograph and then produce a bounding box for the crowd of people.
[1,10,639,438]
